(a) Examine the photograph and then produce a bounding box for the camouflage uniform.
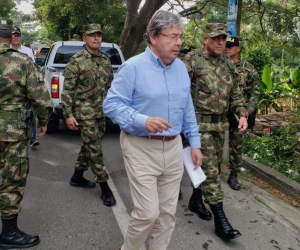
[62,43,113,183]
[0,44,52,217]
[228,59,260,172]
[182,48,246,205]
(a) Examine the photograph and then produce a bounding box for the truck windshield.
[53,45,123,65]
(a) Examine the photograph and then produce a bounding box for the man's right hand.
[66,117,79,130]
[145,117,172,133]
[37,125,47,137]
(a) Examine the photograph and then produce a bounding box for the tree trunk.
[119,0,168,60]
[118,0,142,44]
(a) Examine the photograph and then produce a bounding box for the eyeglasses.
[12,33,21,37]
[160,33,183,42]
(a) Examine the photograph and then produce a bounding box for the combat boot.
[227,171,240,190]
[0,214,40,249]
[100,181,116,207]
[69,170,96,188]
[188,188,212,221]
[209,202,241,240]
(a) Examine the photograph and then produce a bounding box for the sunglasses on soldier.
[12,33,21,37]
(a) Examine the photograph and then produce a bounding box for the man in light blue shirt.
[103,10,203,250]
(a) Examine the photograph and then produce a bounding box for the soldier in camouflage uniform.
[225,37,260,190]
[182,23,248,240]
[0,17,52,249]
[61,23,116,207]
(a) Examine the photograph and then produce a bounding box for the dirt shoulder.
[221,163,300,211]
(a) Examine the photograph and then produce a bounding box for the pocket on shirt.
[172,86,189,109]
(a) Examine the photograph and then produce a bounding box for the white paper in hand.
[183,146,206,188]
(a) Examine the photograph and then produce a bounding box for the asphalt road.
[19,124,300,250]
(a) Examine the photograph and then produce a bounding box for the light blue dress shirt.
[103,47,200,148]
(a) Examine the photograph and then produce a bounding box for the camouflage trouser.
[199,131,224,205]
[75,118,109,183]
[229,128,245,173]
[0,140,29,217]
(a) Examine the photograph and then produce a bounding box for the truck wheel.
[46,115,60,134]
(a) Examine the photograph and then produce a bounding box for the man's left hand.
[191,148,203,170]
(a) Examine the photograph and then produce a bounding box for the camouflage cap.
[0,17,13,30]
[205,23,227,37]
[82,23,102,34]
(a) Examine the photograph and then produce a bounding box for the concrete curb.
[242,154,300,201]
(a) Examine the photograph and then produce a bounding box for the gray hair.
[145,10,183,44]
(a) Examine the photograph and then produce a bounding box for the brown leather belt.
[141,135,176,141]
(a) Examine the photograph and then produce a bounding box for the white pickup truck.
[40,41,125,133]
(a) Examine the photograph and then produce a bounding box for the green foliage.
[33,0,126,42]
[270,48,300,68]
[242,111,300,184]
[182,21,205,49]
[258,64,298,114]
[32,27,58,47]
[0,0,15,17]
[244,46,274,76]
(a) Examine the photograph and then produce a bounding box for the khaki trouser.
[120,131,183,250]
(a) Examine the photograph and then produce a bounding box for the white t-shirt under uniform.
[11,45,35,61]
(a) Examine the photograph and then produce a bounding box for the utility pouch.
[25,108,35,139]
[18,109,27,129]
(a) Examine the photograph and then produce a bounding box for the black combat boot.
[69,170,96,188]
[209,202,241,240]
[188,188,212,221]
[227,171,241,191]
[0,214,40,249]
[100,182,116,207]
